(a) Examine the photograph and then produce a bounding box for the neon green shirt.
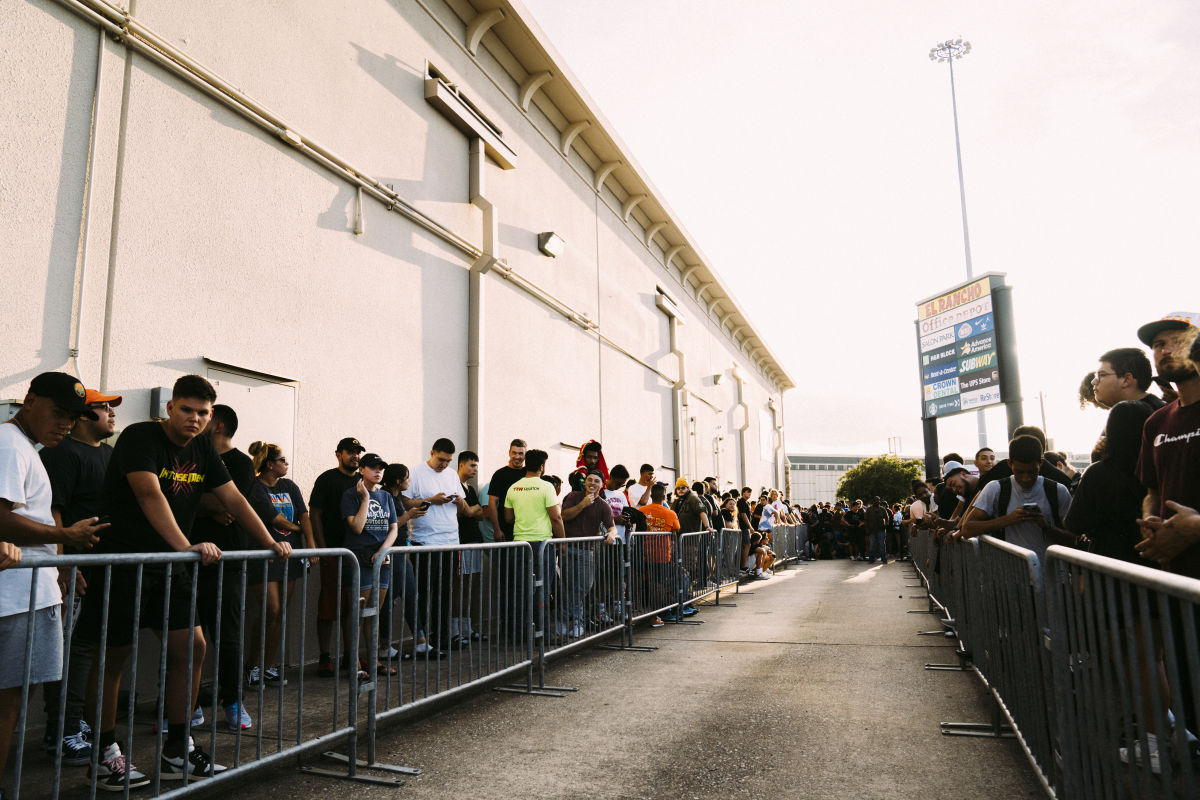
[504,476,558,541]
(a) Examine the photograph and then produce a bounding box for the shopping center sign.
[915,276,1008,419]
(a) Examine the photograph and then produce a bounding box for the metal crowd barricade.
[717,528,742,588]
[770,525,795,566]
[715,528,742,605]
[934,537,1055,797]
[368,541,539,727]
[678,530,720,610]
[535,537,626,662]
[1044,546,1200,800]
[5,547,369,800]
[627,531,683,623]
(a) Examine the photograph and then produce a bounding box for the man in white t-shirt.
[596,465,632,626]
[402,438,470,650]
[961,435,1075,560]
[0,373,106,794]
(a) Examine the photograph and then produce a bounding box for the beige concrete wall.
[2,0,788,493]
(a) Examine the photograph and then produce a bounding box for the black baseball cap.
[360,453,387,469]
[336,437,365,453]
[29,372,98,420]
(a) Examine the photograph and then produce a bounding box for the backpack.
[993,476,1062,538]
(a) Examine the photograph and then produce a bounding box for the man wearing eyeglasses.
[1091,347,1166,415]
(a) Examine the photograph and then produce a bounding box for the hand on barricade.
[0,541,22,570]
[63,516,106,549]
[188,541,222,565]
[272,540,292,561]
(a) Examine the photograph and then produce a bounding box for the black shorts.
[740,529,752,547]
[77,563,200,647]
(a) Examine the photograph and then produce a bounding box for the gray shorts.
[0,606,63,688]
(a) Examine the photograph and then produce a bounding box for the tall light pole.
[929,37,987,448]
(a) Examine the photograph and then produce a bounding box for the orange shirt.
[639,503,679,563]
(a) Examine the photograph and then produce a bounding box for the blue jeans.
[869,531,887,563]
[559,545,595,629]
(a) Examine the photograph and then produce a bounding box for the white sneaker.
[1120,733,1161,775]
[378,645,400,659]
[93,742,150,792]
[570,622,585,638]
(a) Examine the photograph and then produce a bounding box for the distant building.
[786,455,881,507]
[787,451,1091,507]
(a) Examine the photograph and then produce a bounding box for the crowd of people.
[0,373,802,795]
[903,311,1200,775]
[1,310,1197,794]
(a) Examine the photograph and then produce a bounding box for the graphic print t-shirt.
[99,420,231,553]
[250,477,308,543]
[340,486,397,554]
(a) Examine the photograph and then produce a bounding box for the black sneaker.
[44,721,92,767]
[160,738,226,780]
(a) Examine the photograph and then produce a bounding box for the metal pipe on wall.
[468,137,498,456]
[668,317,685,476]
[67,26,106,378]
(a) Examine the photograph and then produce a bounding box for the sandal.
[376,663,397,676]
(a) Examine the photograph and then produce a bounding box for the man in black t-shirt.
[189,404,255,730]
[485,439,526,638]
[844,501,866,560]
[80,375,289,784]
[308,436,364,675]
[485,439,526,542]
[736,487,754,572]
[454,451,487,644]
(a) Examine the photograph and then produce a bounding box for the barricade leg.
[940,693,1016,738]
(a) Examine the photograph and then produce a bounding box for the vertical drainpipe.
[668,317,685,477]
[468,138,498,456]
[732,364,749,488]
[774,391,786,496]
[68,28,106,379]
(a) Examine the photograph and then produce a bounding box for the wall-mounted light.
[537,231,565,257]
[712,374,724,385]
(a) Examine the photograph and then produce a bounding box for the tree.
[836,455,923,505]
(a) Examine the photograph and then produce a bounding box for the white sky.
[520,0,1199,459]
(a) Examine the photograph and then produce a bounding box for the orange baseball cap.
[84,388,122,407]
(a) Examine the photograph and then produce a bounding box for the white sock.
[450,618,460,636]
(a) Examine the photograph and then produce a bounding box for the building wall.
[2,0,790,494]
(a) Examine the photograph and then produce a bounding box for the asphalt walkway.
[251,558,1044,800]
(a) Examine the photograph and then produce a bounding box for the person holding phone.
[401,438,469,652]
[379,464,433,659]
[959,435,1075,559]
[340,453,398,677]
